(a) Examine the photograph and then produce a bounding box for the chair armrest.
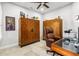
[46,39,54,42]
[54,36,61,40]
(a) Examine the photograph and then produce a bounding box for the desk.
[51,39,79,56]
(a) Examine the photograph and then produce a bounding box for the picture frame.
[6,16,15,31]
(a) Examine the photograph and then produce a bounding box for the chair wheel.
[46,50,49,53]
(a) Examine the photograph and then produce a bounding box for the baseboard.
[20,40,40,47]
[0,43,18,49]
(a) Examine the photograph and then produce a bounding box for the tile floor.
[0,40,55,56]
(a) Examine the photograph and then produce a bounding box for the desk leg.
[53,52,62,56]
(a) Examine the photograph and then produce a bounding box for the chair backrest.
[45,27,54,39]
[45,27,53,34]
[43,16,63,40]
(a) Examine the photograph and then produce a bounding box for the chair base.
[46,50,56,56]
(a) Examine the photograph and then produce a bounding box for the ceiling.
[12,2,73,14]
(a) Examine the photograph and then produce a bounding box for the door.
[43,18,62,40]
[20,19,28,46]
[34,20,40,41]
[27,20,35,43]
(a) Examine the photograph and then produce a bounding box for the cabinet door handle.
[31,28,34,32]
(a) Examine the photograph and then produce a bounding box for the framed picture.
[6,16,15,31]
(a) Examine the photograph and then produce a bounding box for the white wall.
[0,2,42,48]
[69,2,79,38]
[0,3,2,40]
[44,4,73,37]
[1,2,79,48]
[72,3,79,33]
[0,3,2,23]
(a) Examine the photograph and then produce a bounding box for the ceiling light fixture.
[40,7,44,11]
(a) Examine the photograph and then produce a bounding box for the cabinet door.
[51,19,62,38]
[20,19,28,45]
[43,19,62,40]
[34,20,40,41]
[43,21,47,40]
[27,20,35,43]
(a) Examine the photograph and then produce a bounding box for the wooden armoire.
[43,16,63,40]
[19,17,40,47]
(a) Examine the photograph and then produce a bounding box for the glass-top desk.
[51,38,79,56]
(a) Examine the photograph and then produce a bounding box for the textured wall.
[0,2,42,48]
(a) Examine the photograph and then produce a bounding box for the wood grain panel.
[19,17,40,47]
[43,17,62,40]
[27,19,35,43]
[20,18,29,45]
[34,20,40,41]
